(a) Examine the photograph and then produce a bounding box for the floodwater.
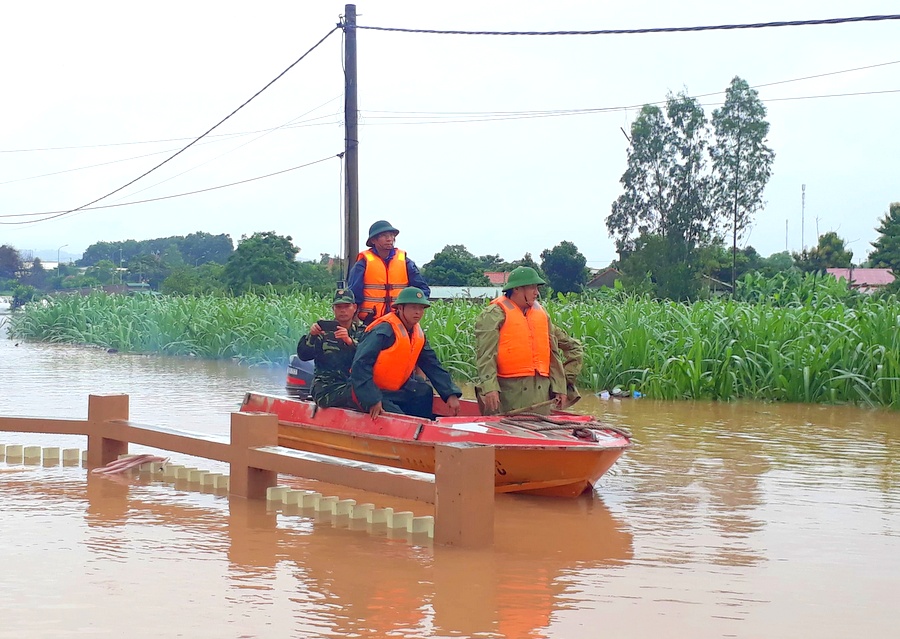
[1,314,899,638]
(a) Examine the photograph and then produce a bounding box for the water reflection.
[0,470,633,638]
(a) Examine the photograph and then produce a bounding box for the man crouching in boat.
[297,288,366,409]
[350,286,462,420]
[474,266,567,415]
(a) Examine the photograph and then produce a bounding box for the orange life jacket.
[358,249,409,319]
[491,296,551,378]
[366,312,425,391]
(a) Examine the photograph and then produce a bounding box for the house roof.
[586,267,620,287]
[429,286,502,300]
[826,268,895,287]
[484,271,509,285]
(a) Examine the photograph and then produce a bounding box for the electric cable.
[357,14,900,36]
[27,25,339,225]
[0,154,342,225]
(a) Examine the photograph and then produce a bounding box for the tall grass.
[7,282,900,408]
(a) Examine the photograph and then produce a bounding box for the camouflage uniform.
[474,301,566,415]
[553,325,584,405]
[297,290,365,409]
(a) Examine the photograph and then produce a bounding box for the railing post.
[86,394,129,468]
[434,443,494,548]
[230,411,279,499]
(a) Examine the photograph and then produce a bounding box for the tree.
[85,259,118,285]
[477,253,510,272]
[510,252,544,275]
[758,251,795,277]
[617,233,700,300]
[223,231,300,293]
[540,241,588,295]
[19,257,49,290]
[421,245,490,286]
[161,263,227,295]
[296,260,340,295]
[793,231,853,272]
[868,202,900,272]
[0,244,22,280]
[179,232,234,265]
[711,76,775,290]
[608,92,713,256]
[126,254,170,289]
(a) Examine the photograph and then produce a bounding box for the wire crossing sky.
[1,0,897,267]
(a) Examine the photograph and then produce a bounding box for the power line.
[0,99,343,155]
[356,88,899,126]
[0,113,341,187]
[357,14,900,36]
[361,59,900,118]
[0,154,342,225]
[30,25,340,226]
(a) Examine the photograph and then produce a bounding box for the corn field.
[5,283,900,408]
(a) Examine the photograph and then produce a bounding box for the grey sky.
[1,0,898,268]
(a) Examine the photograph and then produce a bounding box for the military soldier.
[474,266,567,415]
[350,287,461,420]
[296,288,366,409]
[347,220,430,323]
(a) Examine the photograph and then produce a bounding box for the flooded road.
[2,316,899,638]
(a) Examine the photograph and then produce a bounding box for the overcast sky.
[1,1,898,268]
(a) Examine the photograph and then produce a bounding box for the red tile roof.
[484,271,509,285]
[826,268,895,287]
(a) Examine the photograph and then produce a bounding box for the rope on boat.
[499,414,632,440]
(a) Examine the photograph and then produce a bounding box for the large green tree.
[711,76,775,289]
[868,202,900,272]
[422,245,490,286]
[540,241,588,295]
[793,231,853,272]
[223,231,300,293]
[608,92,713,255]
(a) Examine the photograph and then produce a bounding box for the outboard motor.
[285,355,315,399]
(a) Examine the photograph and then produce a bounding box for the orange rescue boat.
[240,392,631,498]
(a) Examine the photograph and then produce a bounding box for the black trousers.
[379,378,435,419]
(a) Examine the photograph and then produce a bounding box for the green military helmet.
[502,266,546,291]
[332,288,356,304]
[393,286,431,307]
[366,220,400,247]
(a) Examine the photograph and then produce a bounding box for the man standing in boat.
[350,286,461,420]
[474,266,567,415]
[296,288,366,409]
[348,220,430,324]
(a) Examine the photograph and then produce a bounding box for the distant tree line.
[2,201,899,306]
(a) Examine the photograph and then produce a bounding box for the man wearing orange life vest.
[350,287,461,420]
[475,266,566,415]
[348,220,430,323]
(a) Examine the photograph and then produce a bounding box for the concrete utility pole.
[801,184,806,251]
[343,4,359,279]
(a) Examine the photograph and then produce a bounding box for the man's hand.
[309,322,324,336]
[553,392,566,408]
[446,395,461,416]
[482,390,500,414]
[369,401,383,420]
[334,326,353,345]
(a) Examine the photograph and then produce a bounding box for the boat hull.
[241,392,630,498]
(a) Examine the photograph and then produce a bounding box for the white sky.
[1,1,898,268]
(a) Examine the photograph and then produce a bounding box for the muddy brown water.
[1,317,899,638]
